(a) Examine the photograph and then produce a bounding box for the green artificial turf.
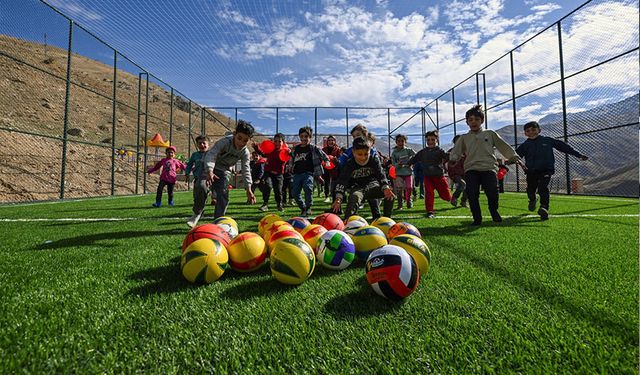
[0,191,637,373]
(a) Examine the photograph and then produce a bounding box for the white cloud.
[242,19,318,59]
[217,9,258,27]
[274,68,295,77]
[46,0,103,21]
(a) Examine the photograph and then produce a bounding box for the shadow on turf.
[323,276,403,319]
[126,255,200,297]
[35,228,185,250]
[441,240,637,345]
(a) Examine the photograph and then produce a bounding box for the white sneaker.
[187,212,202,228]
[323,197,332,203]
[260,204,269,212]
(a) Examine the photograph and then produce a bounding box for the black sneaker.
[538,207,549,221]
[492,214,503,223]
[470,220,482,226]
[528,199,537,212]
[426,212,435,218]
[300,208,307,217]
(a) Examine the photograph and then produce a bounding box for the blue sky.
[1,0,638,140]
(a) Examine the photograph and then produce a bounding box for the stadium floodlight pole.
[110,49,118,196]
[510,51,520,192]
[557,21,571,195]
[314,108,318,146]
[276,107,279,134]
[200,107,205,135]
[421,108,426,148]
[451,88,456,137]
[59,19,73,200]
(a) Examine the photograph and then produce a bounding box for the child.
[188,120,256,226]
[253,133,287,212]
[449,105,520,225]
[288,126,329,217]
[282,162,294,206]
[337,124,382,218]
[447,135,467,207]
[409,131,451,218]
[322,135,342,203]
[391,134,416,209]
[249,151,268,204]
[413,161,424,199]
[516,120,588,221]
[331,136,395,219]
[147,146,186,208]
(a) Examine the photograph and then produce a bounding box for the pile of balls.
[180,213,431,300]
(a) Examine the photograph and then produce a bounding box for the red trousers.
[424,176,452,212]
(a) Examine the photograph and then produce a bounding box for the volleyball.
[258,214,282,235]
[181,238,229,283]
[267,229,304,253]
[351,225,388,260]
[387,222,422,241]
[212,216,238,233]
[346,215,368,225]
[217,223,239,239]
[226,232,267,272]
[181,223,231,251]
[300,224,328,253]
[287,217,311,233]
[263,221,294,243]
[366,245,419,300]
[344,219,368,235]
[370,216,396,237]
[317,230,356,270]
[389,234,431,275]
[312,213,345,231]
[270,237,316,285]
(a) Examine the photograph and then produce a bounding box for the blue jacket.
[516,136,583,174]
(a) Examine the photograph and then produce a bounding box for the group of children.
[147,104,588,227]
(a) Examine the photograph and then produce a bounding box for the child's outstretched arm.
[147,159,163,174]
[552,139,588,160]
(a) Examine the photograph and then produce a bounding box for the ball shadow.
[323,276,403,320]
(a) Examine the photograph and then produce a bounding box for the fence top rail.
[422,0,595,107]
[207,106,423,110]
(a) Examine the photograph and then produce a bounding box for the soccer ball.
[182,223,231,251]
[312,213,345,231]
[387,222,422,241]
[389,234,431,275]
[350,225,388,260]
[226,232,267,272]
[317,230,356,270]
[366,245,419,300]
[370,216,396,237]
[270,237,316,285]
[181,238,229,283]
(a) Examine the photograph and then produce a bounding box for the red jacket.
[322,145,342,178]
[254,144,286,174]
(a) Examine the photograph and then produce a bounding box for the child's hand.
[246,189,256,204]
[580,155,589,161]
[331,199,341,213]
[206,170,219,186]
[383,187,395,200]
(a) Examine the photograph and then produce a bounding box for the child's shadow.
[126,255,198,297]
[323,276,403,320]
[219,276,294,299]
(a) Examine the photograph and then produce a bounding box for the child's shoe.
[460,199,467,207]
[407,199,413,209]
[277,204,284,212]
[323,197,332,203]
[450,197,458,207]
[259,204,269,212]
[168,200,174,206]
[152,202,161,208]
[528,199,537,212]
[538,207,549,221]
[187,212,202,228]
[492,213,503,222]
[426,212,435,218]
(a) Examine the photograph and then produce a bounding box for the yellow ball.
[270,237,316,285]
[227,232,267,272]
[346,215,368,225]
[181,238,229,283]
[300,224,328,253]
[258,214,283,235]
[371,216,396,237]
[212,216,238,232]
[390,234,431,275]
[263,221,294,243]
[351,225,388,260]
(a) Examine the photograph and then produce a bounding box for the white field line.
[0,213,637,223]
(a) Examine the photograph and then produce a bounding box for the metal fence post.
[482,73,487,128]
[475,73,480,104]
[188,100,192,191]
[276,107,279,134]
[200,107,205,135]
[387,108,391,156]
[169,88,174,145]
[110,50,118,196]
[451,89,457,136]
[135,72,147,195]
[143,73,150,193]
[435,99,439,131]
[421,108,426,148]
[557,21,571,195]
[59,20,73,200]
[510,51,520,192]
[314,107,318,146]
[345,108,349,147]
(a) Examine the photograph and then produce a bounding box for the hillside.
[0,34,234,202]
